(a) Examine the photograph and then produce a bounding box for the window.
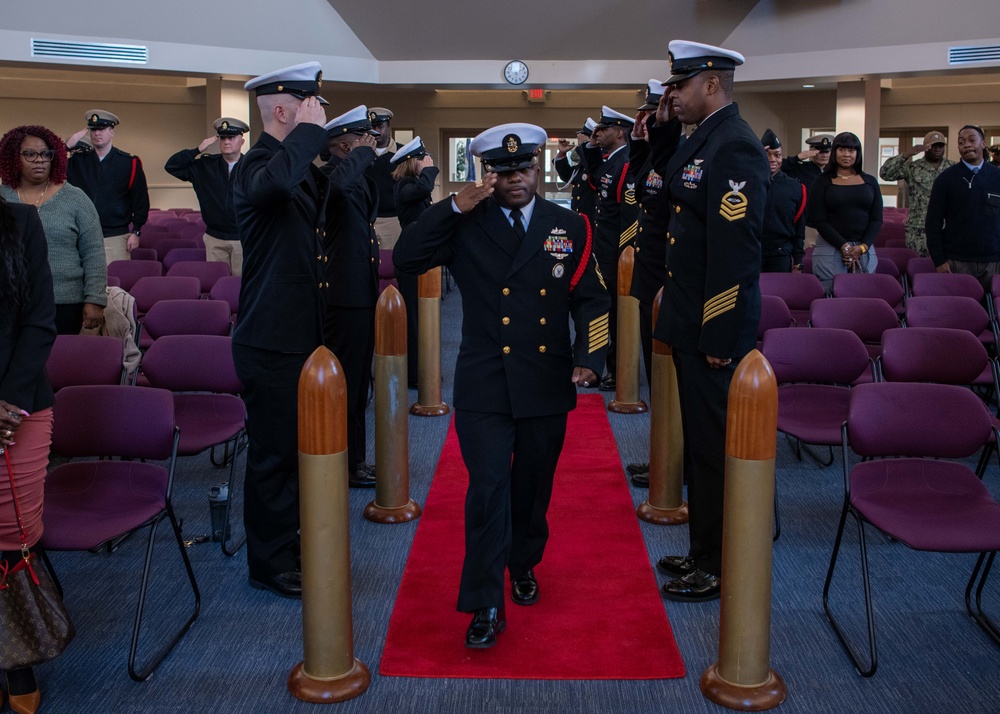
[448,136,476,183]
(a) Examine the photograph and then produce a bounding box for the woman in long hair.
[808,131,882,290]
[0,125,106,335]
[0,193,57,714]
[391,137,439,387]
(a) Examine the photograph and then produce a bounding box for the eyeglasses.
[20,150,56,162]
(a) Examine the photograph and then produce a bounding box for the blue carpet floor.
[31,286,1000,713]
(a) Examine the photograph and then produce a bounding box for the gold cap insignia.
[316,70,323,87]
[368,111,377,124]
[505,134,520,154]
[91,114,99,122]
[221,121,229,130]
[277,85,283,92]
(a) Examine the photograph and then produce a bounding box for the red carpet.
[380,394,686,680]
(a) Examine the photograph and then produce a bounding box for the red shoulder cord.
[128,157,138,191]
[793,182,807,223]
[569,215,594,294]
[616,162,630,204]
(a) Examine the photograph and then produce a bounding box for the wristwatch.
[793,263,803,270]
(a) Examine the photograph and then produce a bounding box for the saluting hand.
[453,173,497,213]
[356,133,378,151]
[654,92,676,127]
[66,128,89,149]
[295,96,327,128]
[198,136,219,153]
[418,155,435,170]
[633,111,648,141]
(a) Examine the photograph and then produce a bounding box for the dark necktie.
[510,208,526,240]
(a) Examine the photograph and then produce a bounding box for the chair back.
[875,246,919,273]
[758,295,793,338]
[129,248,159,262]
[46,334,123,391]
[846,382,991,459]
[810,297,899,344]
[107,260,163,292]
[873,258,902,285]
[905,256,937,284]
[166,260,229,293]
[910,272,985,301]
[141,335,243,393]
[149,237,201,261]
[904,295,991,335]
[162,248,207,272]
[762,327,870,384]
[759,272,825,311]
[209,275,241,318]
[140,299,233,341]
[873,222,905,247]
[880,327,987,384]
[831,272,904,310]
[130,276,201,315]
[52,385,176,460]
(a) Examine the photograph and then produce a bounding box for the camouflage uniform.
[879,153,955,256]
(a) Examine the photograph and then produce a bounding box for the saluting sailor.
[553,117,601,219]
[647,40,769,603]
[394,123,611,650]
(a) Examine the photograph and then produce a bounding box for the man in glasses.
[165,117,250,275]
[66,109,150,264]
[320,106,382,489]
[232,61,330,599]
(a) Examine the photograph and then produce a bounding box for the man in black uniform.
[66,110,150,264]
[648,40,769,603]
[394,123,610,649]
[781,133,832,197]
[232,62,329,599]
[366,107,404,251]
[760,129,807,272]
[625,80,672,486]
[552,117,600,219]
[589,106,638,391]
[321,106,381,488]
[164,117,250,275]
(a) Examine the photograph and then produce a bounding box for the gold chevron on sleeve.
[624,188,637,206]
[702,284,739,325]
[589,313,611,353]
[619,221,638,247]
[593,262,607,289]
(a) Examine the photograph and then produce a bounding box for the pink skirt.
[0,408,53,549]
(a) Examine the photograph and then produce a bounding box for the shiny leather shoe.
[8,690,40,714]
[630,470,650,487]
[465,607,506,648]
[626,462,650,476]
[348,467,377,488]
[510,570,539,606]
[249,570,302,599]
[656,555,697,577]
[598,374,616,391]
[661,569,721,602]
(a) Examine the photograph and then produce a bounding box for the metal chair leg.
[127,502,201,682]
[773,477,781,542]
[966,552,1000,646]
[823,501,878,677]
[221,432,247,557]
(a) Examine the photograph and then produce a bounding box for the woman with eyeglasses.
[0,126,106,335]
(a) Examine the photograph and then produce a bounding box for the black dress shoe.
[598,374,616,391]
[348,467,377,488]
[249,570,302,599]
[465,607,506,648]
[661,569,721,602]
[510,570,539,606]
[630,471,649,488]
[626,462,650,475]
[656,555,697,577]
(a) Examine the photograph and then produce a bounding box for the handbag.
[0,447,75,670]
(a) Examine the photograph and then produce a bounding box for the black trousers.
[454,409,567,612]
[394,268,419,385]
[324,306,375,474]
[54,303,85,335]
[232,344,308,579]
[761,254,792,273]
[672,350,735,577]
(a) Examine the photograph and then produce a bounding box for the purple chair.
[40,385,200,681]
[107,275,122,288]
[910,271,985,302]
[162,248,207,272]
[129,247,159,262]
[137,298,232,351]
[140,335,246,555]
[810,297,900,379]
[905,295,994,348]
[46,334,123,391]
[130,276,201,318]
[107,260,163,293]
[759,272,825,326]
[757,294,793,349]
[378,248,397,293]
[875,246,919,274]
[872,257,902,286]
[802,246,814,275]
[872,221,904,248]
[209,275,241,322]
[831,273,905,315]
[823,382,1000,677]
[166,260,229,294]
[763,327,871,467]
[905,257,937,292]
[149,238,201,262]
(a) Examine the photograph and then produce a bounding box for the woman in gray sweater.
[0,125,106,335]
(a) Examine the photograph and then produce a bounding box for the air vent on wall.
[949,44,1000,65]
[31,38,148,65]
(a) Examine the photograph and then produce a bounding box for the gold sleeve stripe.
[703,284,738,313]
[619,222,638,247]
[590,325,610,340]
[590,314,609,331]
[702,296,738,325]
[589,330,611,353]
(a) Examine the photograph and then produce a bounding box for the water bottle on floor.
[209,483,230,542]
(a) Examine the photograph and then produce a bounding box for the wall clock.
[504,60,529,85]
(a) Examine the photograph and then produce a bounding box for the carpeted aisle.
[380,394,685,680]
